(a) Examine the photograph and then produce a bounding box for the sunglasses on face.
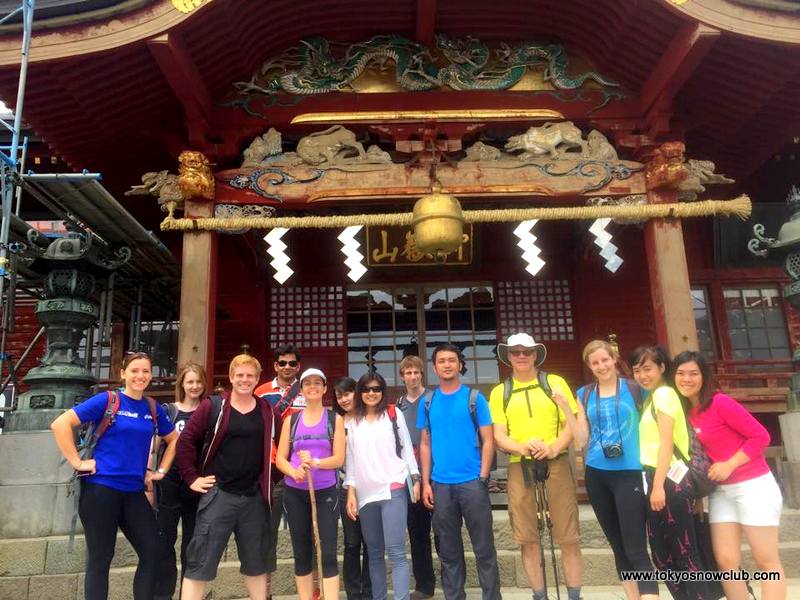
[277,360,298,367]
[364,386,383,394]
[509,349,534,356]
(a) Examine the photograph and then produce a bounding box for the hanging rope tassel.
[160,195,751,232]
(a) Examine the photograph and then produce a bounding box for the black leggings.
[585,467,658,595]
[283,484,339,578]
[154,475,200,599]
[79,481,160,600]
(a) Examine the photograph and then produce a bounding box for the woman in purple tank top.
[276,368,345,600]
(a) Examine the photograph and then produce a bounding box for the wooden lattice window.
[496,280,575,342]
[269,286,346,348]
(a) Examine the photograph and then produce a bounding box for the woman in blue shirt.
[51,351,177,600]
[573,340,658,600]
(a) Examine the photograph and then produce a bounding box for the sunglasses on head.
[364,385,383,394]
[124,351,151,360]
[509,349,534,356]
[277,360,298,367]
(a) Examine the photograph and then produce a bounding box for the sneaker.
[411,591,434,600]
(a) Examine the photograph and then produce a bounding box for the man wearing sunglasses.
[489,333,583,600]
[254,343,305,600]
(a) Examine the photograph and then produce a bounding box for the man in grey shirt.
[396,355,436,599]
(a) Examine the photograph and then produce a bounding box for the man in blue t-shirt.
[418,344,501,600]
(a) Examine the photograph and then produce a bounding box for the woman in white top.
[344,371,420,600]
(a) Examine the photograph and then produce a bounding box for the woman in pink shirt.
[673,351,785,600]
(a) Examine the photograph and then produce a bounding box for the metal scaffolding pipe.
[13,136,27,216]
[22,172,101,182]
[0,0,34,292]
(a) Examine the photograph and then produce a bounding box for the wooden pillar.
[644,186,699,355]
[177,197,217,378]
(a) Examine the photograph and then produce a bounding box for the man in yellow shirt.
[490,333,582,600]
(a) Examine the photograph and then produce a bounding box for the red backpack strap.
[146,396,159,428]
[94,391,120,439]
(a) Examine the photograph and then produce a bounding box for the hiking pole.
[307,468,326,600]
[524,459,549,599]
[539,479,561,600]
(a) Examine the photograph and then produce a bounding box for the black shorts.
[183,486,270,581]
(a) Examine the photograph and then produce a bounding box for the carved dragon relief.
[233,34,621,97]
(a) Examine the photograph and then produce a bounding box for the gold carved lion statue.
[645,142,688,191]
[178,150,214,200]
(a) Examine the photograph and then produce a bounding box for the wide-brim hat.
[497,333,547,367]
[299,367,326,384]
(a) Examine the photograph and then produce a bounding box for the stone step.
[2,544,798,600]
[3,507,798,576]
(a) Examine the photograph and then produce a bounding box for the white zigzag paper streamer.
[338,226,367,282]
[588,218,623,273]
[264,228,293,284]
[514,220,545,276]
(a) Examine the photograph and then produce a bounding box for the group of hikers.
[49,333,786,600]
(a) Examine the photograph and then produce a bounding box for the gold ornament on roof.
[178,151,215,200]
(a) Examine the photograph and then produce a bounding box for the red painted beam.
[416,0,437,45]
[147,32,213,147]
[639,22,720,114]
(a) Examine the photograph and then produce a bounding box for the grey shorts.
[183,486,270,581]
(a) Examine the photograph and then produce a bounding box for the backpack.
[423,387,482,448]
[288,408,337,457]
[649,399,717,498]
[164,401,179,424]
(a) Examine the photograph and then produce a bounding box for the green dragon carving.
[234,34,620,96]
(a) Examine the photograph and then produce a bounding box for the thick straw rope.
[160,195,751,232]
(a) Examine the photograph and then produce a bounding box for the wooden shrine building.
[0,0,799,448]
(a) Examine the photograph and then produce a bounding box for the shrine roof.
[0,0,796,193]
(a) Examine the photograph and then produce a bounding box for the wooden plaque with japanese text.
[366,225,473,267]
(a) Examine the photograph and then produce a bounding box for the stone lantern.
[749,184,800,507]
[0,230,130,536]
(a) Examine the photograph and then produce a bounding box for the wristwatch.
[411,474,421,483]
[313,458,321,468]
[156,468,166,475]
[478,476,489,486]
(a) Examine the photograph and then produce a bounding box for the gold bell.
[412,190,465,255]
